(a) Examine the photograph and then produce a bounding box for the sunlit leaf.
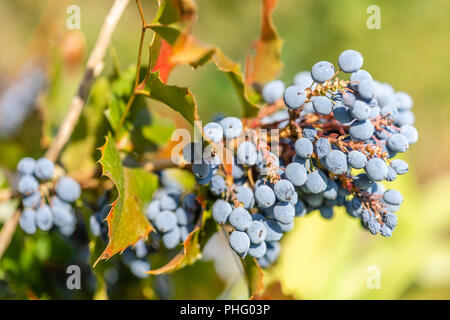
[94,134,158,265]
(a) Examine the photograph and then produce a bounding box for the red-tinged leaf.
[245,0,283,85]
[243,255,265,298]
[151,39,175,84]
[94,134,158,266]
[251,281,295,300]
[148,210,218,275]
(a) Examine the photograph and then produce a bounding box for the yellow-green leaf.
[94,134,158,265]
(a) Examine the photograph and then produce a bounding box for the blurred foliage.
[0,0,449,300]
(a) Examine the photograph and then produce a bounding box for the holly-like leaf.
[148,210,218,275]
[94,134,158,265]
[245,0,283,85]
[243,255,265,298]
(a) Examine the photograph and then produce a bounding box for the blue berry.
[203,122,223,143]
[400,125,418,144]
[283,85,306,110]
[19,208,37,234]
[387,134,409,152]
[313,96,333,115]
[17,175,39,195]
[391,159,408,175]
[154,211,177,233]
[254,185,276,208]
[365,158,388,181]
[311,61,335,83]
[350,100,371,120]
[34,157,55,180]
[338,50,363,73]
[159,194,177,211]
[293,71,313,91]
[285,162,307,187]
[89,215,101,237]
[380,224,393,237]
[36,205,53,231]
[247,220,267,244]
[295,137,313,158]
[348,150,367,169]
[315,138,331,159]
[273,202,295,224]
[349,119,374,141]
[212,200,232,224]
[273,179,295,202]
[325,149,348,175]
[229,207,252,231]
[262,80,285,104]
[175,207,193,225]
[236,141,257,166]
[229,230,250,255]
[220,117,243,139]
[17,157,36,175]
[162,227,181,249]
[264,220,283,242]
[383,189,403,205]
[248,242,267,258]
[192,163,211,179]
[305,170,327,194]
[55,176,81,203]
[357,78,375,99]
[235,185,254,209]
[209,174,226,196]
[146,200,160,221]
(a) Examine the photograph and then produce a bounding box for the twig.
[0,0,130,260]
[0,210,20,258]
[45,0,130,162]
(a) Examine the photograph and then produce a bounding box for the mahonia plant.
[0,0,418,296]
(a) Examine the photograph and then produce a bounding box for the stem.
[115,0,148,136]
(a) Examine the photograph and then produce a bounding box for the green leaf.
[148,24,181,45]
[94,134,158,265]
[143,71,198,125]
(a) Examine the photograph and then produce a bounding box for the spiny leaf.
[245,0,283,84]
[94,134,158,265]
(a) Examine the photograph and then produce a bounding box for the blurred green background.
[0,0,449,299]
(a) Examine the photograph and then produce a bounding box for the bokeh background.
[0,0,449,299]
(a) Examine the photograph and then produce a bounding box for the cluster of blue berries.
[181,49,417,267]
[145,188,200,249]
[16,157,81,236]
